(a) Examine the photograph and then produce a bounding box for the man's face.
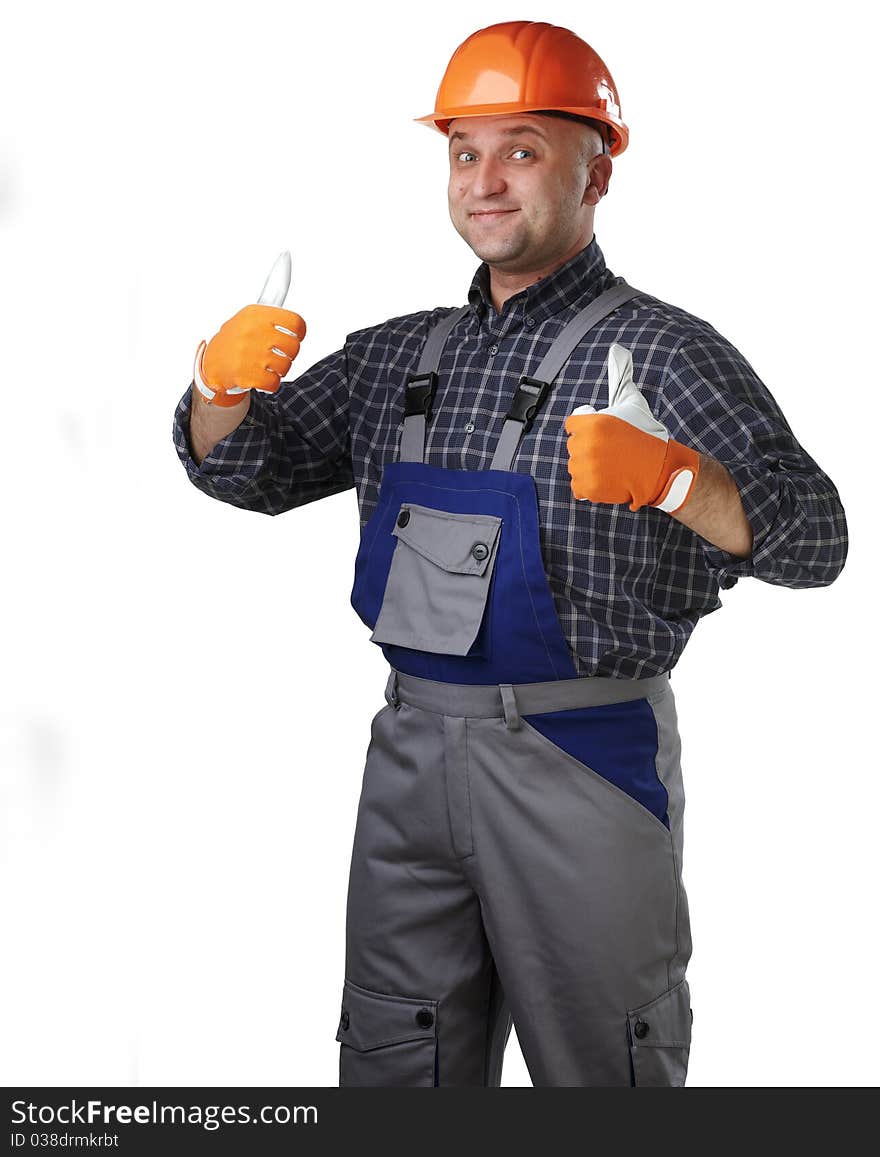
[446,113,603,273]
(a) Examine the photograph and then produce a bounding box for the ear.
[584,153,613,204]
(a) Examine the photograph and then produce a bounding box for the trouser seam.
[649,691,681,987]
[463,717,475,861]
[481,967,496,1087]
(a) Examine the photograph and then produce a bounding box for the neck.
[488,234,595,314]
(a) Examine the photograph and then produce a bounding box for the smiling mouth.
[470,209,518,219]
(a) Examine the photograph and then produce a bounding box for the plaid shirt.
[173,238,848,678]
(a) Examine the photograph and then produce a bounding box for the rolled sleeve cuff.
[695,462,785,589]
[173,382,271,495]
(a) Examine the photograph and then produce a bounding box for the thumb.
[605,342,667,433]
[607,342,643,408]
[257,250,292,308]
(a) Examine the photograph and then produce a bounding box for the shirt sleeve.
[171,343,354,516]
[656,334,849,590]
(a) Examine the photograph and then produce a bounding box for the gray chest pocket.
[370,503,503,657]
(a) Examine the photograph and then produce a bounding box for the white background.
[1,0,876,1088]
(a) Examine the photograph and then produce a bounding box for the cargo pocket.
[336,978,439,1087]
[370,503,502,656]
[626,978,692,1087]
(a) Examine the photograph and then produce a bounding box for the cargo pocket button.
[415,1008,434,1029]
[397,510,410,528]
[633,1019,650,1039]
[340,1010,350,1031]
[471,542,489,562]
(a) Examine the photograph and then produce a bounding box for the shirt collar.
[466,236,610,325]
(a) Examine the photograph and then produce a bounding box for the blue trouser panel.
[521,699,670,827]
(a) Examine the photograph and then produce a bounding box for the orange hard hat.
[415,21,629,157]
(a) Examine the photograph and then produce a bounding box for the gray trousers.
[336,670,693,1087]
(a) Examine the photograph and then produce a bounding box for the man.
[173,21,848,1086]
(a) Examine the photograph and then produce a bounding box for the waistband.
[384,667,670,729]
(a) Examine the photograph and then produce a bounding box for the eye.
[455,151,477,163]
[511,148,533,159]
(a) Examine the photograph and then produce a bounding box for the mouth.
[469,209,518,219]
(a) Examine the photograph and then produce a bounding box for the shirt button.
[488,344,498,355]
[464,422,475,434]
[416,1008,434,1029]
[397,510,410,528]
[633,1019,650,1040]
[471,542,489,562]
[525,316,535,327]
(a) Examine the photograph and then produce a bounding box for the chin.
[467,235,525,265]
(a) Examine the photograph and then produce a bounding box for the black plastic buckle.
[507,376,551,433]
[404,372,438,421]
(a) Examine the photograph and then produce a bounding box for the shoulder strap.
[400,281,643,468]
[400,305,470,463]
[489,281,641,470]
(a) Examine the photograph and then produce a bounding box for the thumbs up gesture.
[193,251,307,408]
[564,343,701,514]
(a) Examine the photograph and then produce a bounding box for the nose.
[468,155,507,200]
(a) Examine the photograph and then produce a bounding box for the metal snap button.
[488,344,498,355]
[465,422,475,433]
[633,1019,650,1039]
[340,1010,350,1031]
[397,510,410,528]
[416,1008,434,1029]
[471,542,489,562]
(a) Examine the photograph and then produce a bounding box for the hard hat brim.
[414,103,628,157]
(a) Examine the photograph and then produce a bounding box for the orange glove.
[193,251,306,408]
[564,344,701,514]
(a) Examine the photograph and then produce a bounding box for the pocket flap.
[627,978,692,1049]
[392,504,502,576]
[335,979,438,1053]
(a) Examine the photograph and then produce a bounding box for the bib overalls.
[339,281,693,1087]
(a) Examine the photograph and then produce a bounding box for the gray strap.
[489,280,642,471]
[531,280,641,384]
[400,305,470,462]
[490,406,536,473]
[417,305,470,375]
[399,413,428,463]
